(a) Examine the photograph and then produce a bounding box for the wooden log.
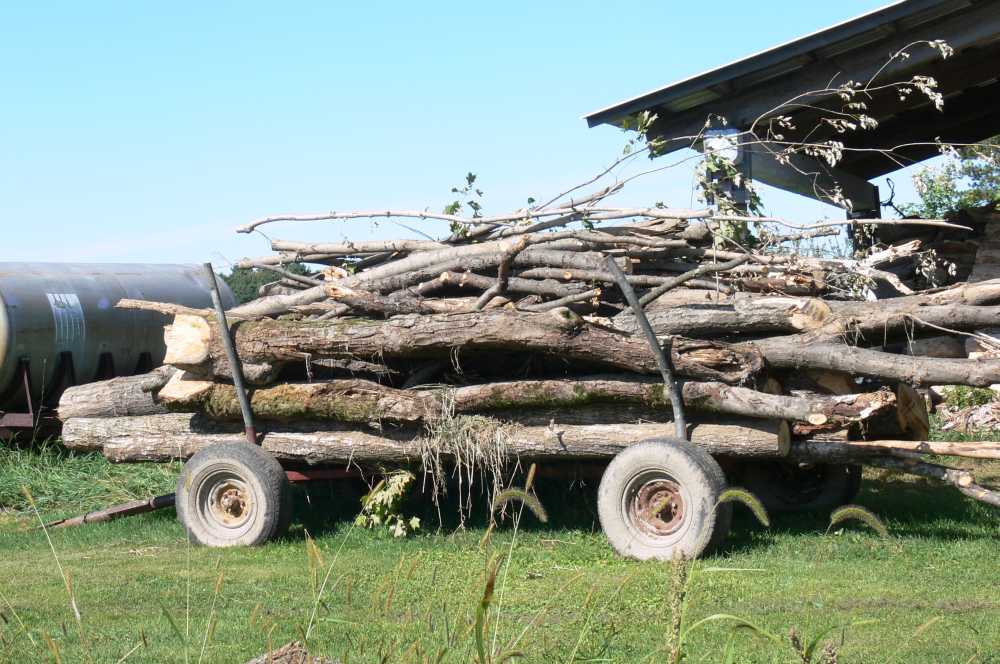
[162,308,765,385]
[898,335,967,359]
[816,439,1000,460]
[636,290,1000,345]
[751,340,1000,388]
[156,372,893,434]
[850,383,929,441]
[865,455,1000,508]
[614,296,832,337]
[61,412,790,463]
[57,367,176,420]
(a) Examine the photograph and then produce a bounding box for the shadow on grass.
[286,469,997,550]
[722,473,999,556]
[287,472,603,542]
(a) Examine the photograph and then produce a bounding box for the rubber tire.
[176,443,292,547]
[738,462,862,514]
[598,439,731,561]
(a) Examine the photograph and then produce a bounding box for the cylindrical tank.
[0,263,236,411]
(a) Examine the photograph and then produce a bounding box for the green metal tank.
[0,263,235,415]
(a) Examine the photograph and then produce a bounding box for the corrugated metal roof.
[585,0,967,128]
[584,0,1000,203]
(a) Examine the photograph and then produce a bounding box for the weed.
[943,386,996,410]
[827,505,890,538]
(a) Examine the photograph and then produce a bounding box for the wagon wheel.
[598,439,731,560]
[176,442,292,547]
[738,461,862,513]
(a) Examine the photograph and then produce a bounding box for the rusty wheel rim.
[197,470,256,535]
[623,472,687,541]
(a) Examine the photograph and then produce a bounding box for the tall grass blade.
[681,613,782,645]
[0,586,37,647]
[475,554,501,664]
[716,487,770,527]
[491,488,548,523]
[160,602,187,646]
[305,519,358,640]
[803,619,878,661]
[197,570,226,664]
[827,505,889,538]
[22,486,93,663]
[42,631,62,664]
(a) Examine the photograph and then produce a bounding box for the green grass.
[1,444,999,662]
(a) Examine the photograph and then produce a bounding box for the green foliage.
[220,264,312,304]
[827,504,889,538]
[445,172,484,236]
[943,385,997,410]
[1,445,998,661]
[902,136,1000,218]
[0,441,178,517]
[354,471,421,537]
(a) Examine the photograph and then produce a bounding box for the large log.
[751,340,1000,388]
[632,290,1000,342]
[57,367,176,420]
[160,307,764,385]
[614,296,833,337]
[156,372,895,434]
[61,412,791,463]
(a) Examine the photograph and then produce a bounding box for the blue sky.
[0,1,923,267]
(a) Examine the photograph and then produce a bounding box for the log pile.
[56,200,1000,507]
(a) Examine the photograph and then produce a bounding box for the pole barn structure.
[585,0,1000,217]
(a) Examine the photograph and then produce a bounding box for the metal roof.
[586,0,1000,207]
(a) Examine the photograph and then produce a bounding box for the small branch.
[240,261,325,287]
[638,255,750,306]
[710,215,973,233]
[866,455,1000,509]
[518,288,602,312]
[474,237,528,310]
[116,299,214,318]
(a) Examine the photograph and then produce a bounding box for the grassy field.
[1,441,999,663]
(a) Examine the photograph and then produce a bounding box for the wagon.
[158,266,956,561]
[54,265,1000,559]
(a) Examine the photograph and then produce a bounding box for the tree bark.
[61,413,791,463]
[614,296,833,337]
[750,340,1000,387]
[162,308,765,385]
[154,372,894,433]
[864,455,1000,508]
[796,438,1000,460]
[57,367,176,420]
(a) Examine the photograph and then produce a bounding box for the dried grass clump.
[419,391,520,521]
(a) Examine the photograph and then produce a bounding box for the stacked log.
[55,203,1000,507]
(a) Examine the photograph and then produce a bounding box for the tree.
[221,264,312,304]
[903,136,1000,218]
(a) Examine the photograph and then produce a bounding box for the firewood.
[158,308,765,385]
[150,372,895,433]
[750,340,1000,387]
[60,413,793,463]
[57,367,176,420]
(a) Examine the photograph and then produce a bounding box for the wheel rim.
[621,470,690,547]
[195,470,257,539]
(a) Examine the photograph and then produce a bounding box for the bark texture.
[57,367,176,420]
[154,373,895,434]
[61,413,792,463]
[163,308,765,385]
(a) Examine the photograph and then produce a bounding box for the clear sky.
[0,1,923,268]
